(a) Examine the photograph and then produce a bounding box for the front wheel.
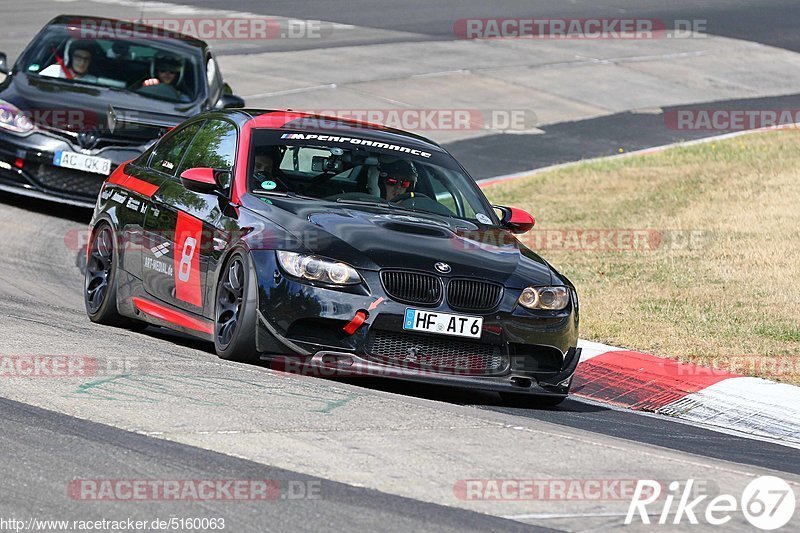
[214,251,259,363]
[85,223,132,327]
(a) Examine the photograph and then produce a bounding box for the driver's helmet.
[379,159,418,190]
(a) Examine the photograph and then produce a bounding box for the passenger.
[251,146,287,191]
[139,54,190,102]
[254,153,276,176]
[39,41,98,82]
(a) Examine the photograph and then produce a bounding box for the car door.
[142,117,239,317]
[139,119,205,309]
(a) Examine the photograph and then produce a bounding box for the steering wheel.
[390,191,431,203]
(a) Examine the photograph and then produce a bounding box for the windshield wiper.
[251,190,317,201]
[334,198,397,208]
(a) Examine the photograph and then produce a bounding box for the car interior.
[249,143,473,218]
[27,34,198,101]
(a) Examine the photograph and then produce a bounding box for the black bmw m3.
[85,109,580,405]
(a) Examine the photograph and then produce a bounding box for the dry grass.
[484,130,800,384]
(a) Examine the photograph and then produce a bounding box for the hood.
[244,195,555,288]
[0,72,194,140]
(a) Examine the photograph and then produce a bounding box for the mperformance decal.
[280,133,432,158]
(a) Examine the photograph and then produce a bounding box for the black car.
[84,109,580,405]
[0,15,244,207]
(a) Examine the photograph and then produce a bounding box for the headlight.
[0,100,34,134]
[518,286,570,310]
[276,251,361,285]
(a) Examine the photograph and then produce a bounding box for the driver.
[379,159,417,201]
[250,146,287,191]
[139,54,190,102]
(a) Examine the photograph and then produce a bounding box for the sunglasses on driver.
[382,176,412,188]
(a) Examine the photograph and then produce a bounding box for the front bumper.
[0,130,147,207]
[251,251,580,397]
[268,345,581,396]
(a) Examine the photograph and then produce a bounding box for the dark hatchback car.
[85,109,580,405]
[0,15,244,207]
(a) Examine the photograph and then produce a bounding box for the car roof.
[49,15,207,49]
[232,109,445,153]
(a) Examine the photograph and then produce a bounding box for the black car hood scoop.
[376,220,451,238]
[308,211,458,239]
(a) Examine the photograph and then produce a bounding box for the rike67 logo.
[627,476,796,530]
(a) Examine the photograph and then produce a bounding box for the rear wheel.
[214,251,259,363]
[85,223,132,327]
[500,392,567,408]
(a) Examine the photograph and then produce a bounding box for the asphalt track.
[0,396,538,533]
[163,0,800,52]
[0,194,798,530]
[2,1,800,531]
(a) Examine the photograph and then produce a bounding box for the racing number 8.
[178,237,197,282]
[174,212,203,307]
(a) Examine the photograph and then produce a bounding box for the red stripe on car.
[106,165,159,198]
[132,297,213,334]
[173,211,203,307]
[123,176,160,197]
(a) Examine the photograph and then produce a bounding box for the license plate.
[53,151,111,176]
[403,308,483,339]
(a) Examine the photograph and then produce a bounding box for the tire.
[84,222,133,327]
[500,392,568,408]
[214,250,259,363]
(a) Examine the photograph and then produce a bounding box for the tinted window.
[23,24,202,101]
[179,119,238,173]
[248,130,496,223]
[150,121,203,176]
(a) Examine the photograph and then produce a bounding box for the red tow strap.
[52,47,73,80]
[343,310,368,335]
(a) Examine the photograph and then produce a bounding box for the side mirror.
[0,52,8,75]
[180,167,221,194]
[495,206,535,234]
[215,93,245,109]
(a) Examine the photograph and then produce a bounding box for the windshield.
[248,129,498,224]
[21,24,201,103]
